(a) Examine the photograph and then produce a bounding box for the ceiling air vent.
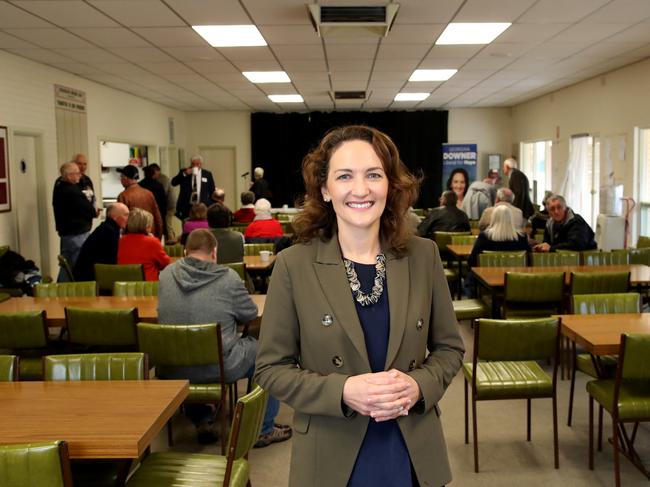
[334,91,367,100]
[308,3,400,37]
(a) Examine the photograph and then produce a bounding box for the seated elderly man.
[157,229,291,447]
[534,194,597,252]
[417,190,470,238]
[73,203,130,281]
[478,187,526,232]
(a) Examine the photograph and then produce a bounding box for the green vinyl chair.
[164,244,184,257]
[225,262,246,281]
[0,311,48,380]
[463,318,561,472]
[569,271,630,297]
[44,353,148,381]
[65,307,138,351]
[58,255,75,282]
[136,322,231,453]
[637,236,650,249]
[0,355,18,381]
[125,385,268,487]
[587,333,650,487]
[581,250,628,266]
[34,281,97,297]
[614,247,650,266]
[478,251,527,267]
[531,252,580,267]
[0,440,73,487]
[243,243,274,256]
[94,264,144,296]
[502,272,565,318]
[433,231,472,257]
[113,281,158,297]
[567,293,641,427]
[451,235,477,245]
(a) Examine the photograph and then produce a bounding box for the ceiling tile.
[455,0,537,22]
[326,43,377,60]
[137,27,206,47]
[328,59,373,72]
[46,62,107,76]
[497,23,571,43]
[69,28,151,47]
[244,0,314,25]
[0,31,37,49]
[4,28,94,48]
[108,47,175,63]
[0,3,52,28]
[53,48,126,63]
[5,47,75,64]
[163,46,224,61]
[186,60,240,75]
[272,44,324,61]
[12,1,116,27]
[601,22,650,43]
[394,0,463,24]
[381,23,445,44]
[165,0,250,24]
[518,0,610,23]
[425,45,484,60]
[582,0,650,22]
[218,46,275,61]
[373,58,422,72]
[138,61,195,75]
[88,0,186,27]
[377,44,431,60]
[258,25,321,45]
[551,23,631,43]
[282,59,327,72]
[230,59,282,71]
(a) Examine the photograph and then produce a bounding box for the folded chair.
[463,317,561,472]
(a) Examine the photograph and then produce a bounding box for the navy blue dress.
[346,262,415,487]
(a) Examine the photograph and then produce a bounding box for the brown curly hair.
[294,125,419,256]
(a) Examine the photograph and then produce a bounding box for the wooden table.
[0,380,188,459]
[0,295,266,327]
[472,264,650,317]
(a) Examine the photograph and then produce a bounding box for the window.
[638,128,650,237]
[560,135,599,228]
[520,140,552,206]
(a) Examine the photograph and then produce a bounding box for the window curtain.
[560,135,590,222]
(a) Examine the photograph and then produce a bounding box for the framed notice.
[0,126,10,212]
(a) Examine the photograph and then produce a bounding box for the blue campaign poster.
[441,143,478,191]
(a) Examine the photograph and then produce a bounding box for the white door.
[12,135,43,266]
[199,147,237,210]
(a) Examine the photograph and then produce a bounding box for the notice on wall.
[54,84,86,113]
[0,126,9,212]
[54,84,89,169]
[442,143,477,191]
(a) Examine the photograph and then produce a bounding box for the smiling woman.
[255,125,464,487]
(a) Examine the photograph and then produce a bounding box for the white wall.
[0,50,186,278]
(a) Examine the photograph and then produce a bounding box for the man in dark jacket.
[417,190,470,239]
[73,203,130,281]
[534,194,597,252]
[139,165,168,239]
[52,162,97,281]
[504,158,535,219]
[171,155,216,220]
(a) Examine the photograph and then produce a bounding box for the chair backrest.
[94,264,144,295]
[531,252,580,267]
[451,235,477,245]
[478,251,527,267]
[616,248,650,265]
[505,272,565,303]
[44,353,148,381]
[136,322,224,369]
[164,244,184,257]
[225,262,246,281]
[618,333,650,382]
[533,229,545,243]
[475,318,560,362]
[57,255,75,282]
[228,224,249,234]
[636,236,650,249]
[433,231,471,253]
[34,281,97,298]
[572,293,641,315]
[113,281,158,297]
[581,250,628,266]
[275,213,291,221]
[243,243,274,256]
[0,311,48,349]
[0,355,18,381]
[569,271,630,295]
[65,307,138,347]
[0,440,73,487]
[280,221,294,234]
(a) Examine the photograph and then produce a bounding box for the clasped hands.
[342,369,420,422]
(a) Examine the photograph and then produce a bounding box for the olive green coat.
[255,235,464,487]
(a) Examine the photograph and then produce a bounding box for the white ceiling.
[1,0,650,112]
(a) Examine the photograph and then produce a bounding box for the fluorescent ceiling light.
[269,94,304,103]
[436,23,511,45]
[409,69,457,82]
[192,25,266,47]
[394,93,429,102]
[243,71,291,83]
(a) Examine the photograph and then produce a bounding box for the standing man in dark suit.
[504,157,535,219]
[171,155,216,220]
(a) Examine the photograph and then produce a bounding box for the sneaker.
[196,421,219,445]
[254,425,292,448]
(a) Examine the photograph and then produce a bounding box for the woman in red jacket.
[244,198,283,239]
[118,208,171,281]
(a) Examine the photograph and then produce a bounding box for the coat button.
[332,356,344,368]
[408,360,416,371]
[321,314,333,327]
[416,318,423,331]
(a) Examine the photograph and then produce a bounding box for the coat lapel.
[313,236,371,370]
[385,249,410,369]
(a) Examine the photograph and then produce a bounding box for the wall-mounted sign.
[54,84,87,113]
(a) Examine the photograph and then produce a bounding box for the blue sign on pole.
[442,143,478,193]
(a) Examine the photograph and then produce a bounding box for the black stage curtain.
[250,110,448,209]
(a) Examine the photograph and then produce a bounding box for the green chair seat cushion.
[576,353,617,379]
[453,299,489,321]
[126,452,248,487]
[443,268,458,281]
[186,384,223,403]
[586,379,650,420]
[463,361,553,399]
[502,304,560,318]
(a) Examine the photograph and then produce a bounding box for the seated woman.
[464,205,530,297]
[244,198,283,240]
[181,203,209,244]
[233,191,256,223]
[118,207,171,281]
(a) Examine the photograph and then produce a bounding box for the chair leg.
[567,359,577,426]
[472,397,479,473]
[526,398,531,441]
[218,399,227,455]
[598,406,603,452]
[464,378,469,444]
[552,394,559,469]
[589,396,594,470]
[167,418,174,447]
[612,419,621,487]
